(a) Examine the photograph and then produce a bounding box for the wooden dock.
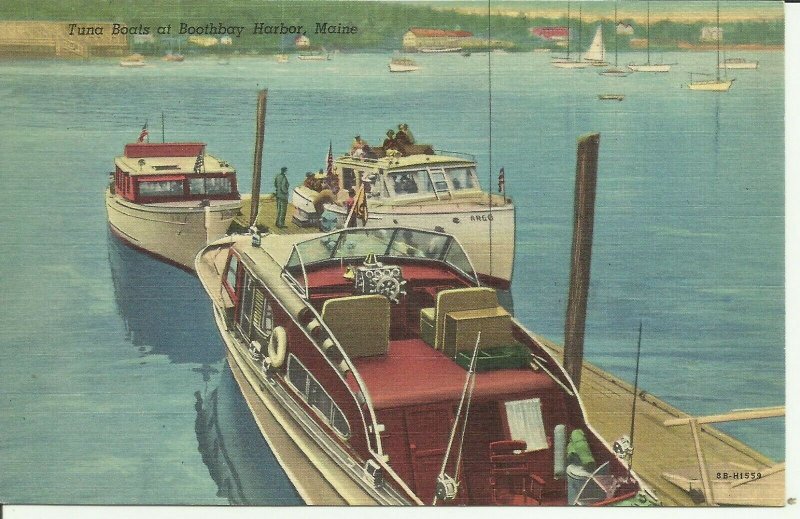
[536,335,782,506]
[234,194,783,507]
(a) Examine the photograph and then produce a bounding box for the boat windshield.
[284,228,478,294]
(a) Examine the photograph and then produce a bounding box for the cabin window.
[190,176,233,196]
[342,168,356,190]
[448,167,477,190]
[390,229,448,259]
[387,170,433,196]
[138,180,184,197]
[225,254,239,292]
[285,354,351,438]
[238,272,256,336]
[504,398,548,452]
[430,171,448,192]
[253,289,274,337]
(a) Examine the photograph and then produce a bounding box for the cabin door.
[405,405,455,503]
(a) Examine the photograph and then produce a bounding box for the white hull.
[389,63,419,72]
[418,47,462,53]
[687,79,734,91]
[719,61,758,70]
[628,63,671,72]
[552,60,589,69]
[105,189,241,270]
[291,188,515,285]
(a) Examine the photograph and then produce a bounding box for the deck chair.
[419,287,501,350]
[321,295,390,359]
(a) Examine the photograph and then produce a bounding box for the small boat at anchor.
[552,2,589,69]
[389,58,420,73]
[195,225,658,506]
[105,140,242,271]
[688,0,733,92]
[583,26,608,67]
[598,94,624,101]
[628,1,673,73]
[719,57,758,70]
[120,53,146,67]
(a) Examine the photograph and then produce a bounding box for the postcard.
[0,0,790,510]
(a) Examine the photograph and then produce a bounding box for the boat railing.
[433,149,476,161]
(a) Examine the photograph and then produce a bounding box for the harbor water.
[0,51,784,503]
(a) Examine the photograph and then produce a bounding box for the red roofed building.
[403,27,474,50]
[530,26,569,41]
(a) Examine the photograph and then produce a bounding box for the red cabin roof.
[124,142,206,158]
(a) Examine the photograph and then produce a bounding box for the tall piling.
[563,133,600,388]
[249,89,268,227]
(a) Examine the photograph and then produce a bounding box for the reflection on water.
[108,231,222,365]
[108,231,300,504]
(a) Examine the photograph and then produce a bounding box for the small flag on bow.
[498,167,505,194]
[194,152,205,173]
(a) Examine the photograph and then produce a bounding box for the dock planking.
[535,334,780,506]
[233,195,781,506]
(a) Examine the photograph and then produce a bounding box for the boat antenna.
[433,332,481,505]
[161,111,165,143]
[488,0,493,278]
[627,321,643,478]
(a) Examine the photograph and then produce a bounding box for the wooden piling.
[249,89,268,227]
[564,133,600,388]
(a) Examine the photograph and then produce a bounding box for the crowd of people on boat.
[350,123,433,158]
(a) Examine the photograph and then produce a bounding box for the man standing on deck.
[274,166,289,229]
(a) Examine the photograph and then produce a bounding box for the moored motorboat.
[120,53,146,67]
[719,58,758,70]
[291,142,515,288]
[389,58,420,72]
[105,140,242,271]
[195,226,658,506]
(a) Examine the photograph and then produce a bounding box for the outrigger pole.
[627,321,643,478]
[249,89,268,228]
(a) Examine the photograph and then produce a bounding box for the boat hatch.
[283,227,479,297]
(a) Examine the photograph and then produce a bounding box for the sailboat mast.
[578,5,582,60]
[614,1,618,66]
[646,1,651,65]
[716,0,721,81]
[566,1,571,59]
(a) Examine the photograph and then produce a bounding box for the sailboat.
[583,26,608,66]
[600,1,630,77]
[628,1,672,72]
[688,0,734,91]
[552,3,589,69]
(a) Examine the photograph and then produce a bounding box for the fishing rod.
[627,321,643,478]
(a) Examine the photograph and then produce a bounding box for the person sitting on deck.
[303,171,319,190]
[396,123,415,145]
[382,130,398,151]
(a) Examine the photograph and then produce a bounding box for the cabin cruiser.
[105,141,242,271]
[291,148,514,288]
[195,226,657,506]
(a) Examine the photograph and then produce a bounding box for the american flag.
[137,122,149,143]
[326,141,334,175]
[498,167,505,194]
[194,152,204,173]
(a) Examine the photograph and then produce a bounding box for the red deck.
[353,338,556,410]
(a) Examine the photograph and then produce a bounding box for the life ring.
[312,189,336,215]
[268,326,288,368]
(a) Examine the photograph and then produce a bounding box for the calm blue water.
[0,50,784,504]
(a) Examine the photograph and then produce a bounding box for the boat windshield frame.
[283,227,480,298]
